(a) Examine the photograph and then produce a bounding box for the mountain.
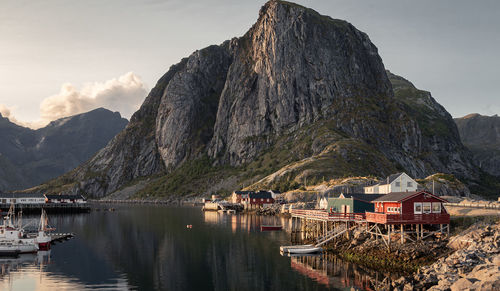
[0,108,128,191]
[455,114,500,176]
[36,0,480,198]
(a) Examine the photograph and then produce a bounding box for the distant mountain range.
[0,108,128,191]
[455,114,500,177]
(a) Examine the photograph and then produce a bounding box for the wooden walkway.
[289,209,450,249]
[290,209,366,223]
[49,233,74,243]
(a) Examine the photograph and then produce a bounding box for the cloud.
[40,72,147,122]
[1,72,147,129]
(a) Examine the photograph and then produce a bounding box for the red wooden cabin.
[366,191,450,225]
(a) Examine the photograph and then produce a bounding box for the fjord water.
[0,205,385,290]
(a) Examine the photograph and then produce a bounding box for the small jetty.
[49,233,74,244]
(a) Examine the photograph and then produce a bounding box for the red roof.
[372,191,447,203]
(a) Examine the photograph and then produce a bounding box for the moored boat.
[280,244,313,253]
[34,210,53,250]
[286,246,323,254]
[0,242,21,257]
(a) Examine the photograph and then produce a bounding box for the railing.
[366,212,450,224]
[290,209,330,220]
[290,209,366,222]
[444,202,500,210]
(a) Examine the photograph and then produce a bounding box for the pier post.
[400,224,404,244]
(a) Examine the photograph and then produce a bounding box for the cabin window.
[253,199,256,202]
[423,202,432,214]
[432,203,441,213]
[387,207,400,213]
[395,182,400,187]
[414,203,422,214]
[407,182,413,187]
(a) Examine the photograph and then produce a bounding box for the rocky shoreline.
[313,219,500,290]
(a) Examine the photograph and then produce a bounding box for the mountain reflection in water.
[0,205,390,290]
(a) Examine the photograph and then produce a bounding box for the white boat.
[0,204,45,253]
[286,246,323,254]
[280,244,313,253]
[34,210,53,250]
[0,242,21,256]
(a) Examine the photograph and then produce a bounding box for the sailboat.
[34,209,53,250]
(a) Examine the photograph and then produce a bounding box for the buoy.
[186,224,193,229]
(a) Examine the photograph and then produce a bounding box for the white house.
[0,193,46,204]
[45,194,86,204]
[318,197,329,209]
[364,173,418,194]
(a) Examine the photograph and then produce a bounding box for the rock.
[450,278,477,291]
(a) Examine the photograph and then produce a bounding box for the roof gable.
[373,191,447,203]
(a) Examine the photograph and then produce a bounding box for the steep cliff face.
[455,114,500,176]
[37,0,478,197]
[209,1,398,165]
[0,108,127,191]
[156,45,232,170]
[387,71,473,178]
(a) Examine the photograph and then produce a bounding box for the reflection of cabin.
[45,194,86,204]
[242,191,275,210]
[0,193,46,204]
[364,173,418,194]
[366,191,449,224]
[327,194,384,213]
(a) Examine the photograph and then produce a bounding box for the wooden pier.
[289,209,450,250]
[49,233,74,243]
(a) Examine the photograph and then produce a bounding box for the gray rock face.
[0,108,128,191]
[209,1,397,165]
[46,0,477,197]
[454,114,500,176]
[156,45,231,170]
[387,71,474,179]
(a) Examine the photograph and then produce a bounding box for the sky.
[1,0,499,128]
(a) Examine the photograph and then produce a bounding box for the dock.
[287,209,450,250]
[49,233,74,243]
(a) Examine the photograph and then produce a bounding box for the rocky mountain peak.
[35,0,482,198]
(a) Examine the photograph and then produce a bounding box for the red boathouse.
[366,191,450,224]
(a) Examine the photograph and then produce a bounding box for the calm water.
[0,205,389,291]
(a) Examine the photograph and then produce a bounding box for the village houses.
[364,172,418,194]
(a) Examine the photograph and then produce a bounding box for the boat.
[34,210,53,250]
[280,244,313,253]
[286,246,323,254]
[260,225,283,231]
[0,242,21,257]
[0,204,49,252]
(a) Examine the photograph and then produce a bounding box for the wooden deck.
[49,233,74,243]
[290,209,366,222]
[365,212,450,225]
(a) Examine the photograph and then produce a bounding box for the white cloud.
[1,72,147,129]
